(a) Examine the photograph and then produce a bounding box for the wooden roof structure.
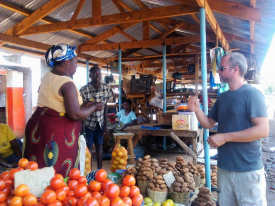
[0,0,274,80]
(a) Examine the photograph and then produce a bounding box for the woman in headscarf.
[24,44,102,176]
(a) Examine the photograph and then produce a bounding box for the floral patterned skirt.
[24,107,81,177]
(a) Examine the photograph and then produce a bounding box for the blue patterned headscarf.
[45,44,77,68]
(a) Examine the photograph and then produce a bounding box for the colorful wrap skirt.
[24,107,81,177]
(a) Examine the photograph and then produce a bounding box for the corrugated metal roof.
[0,0,273,68]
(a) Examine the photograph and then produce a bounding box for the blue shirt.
[208,84,267,172]
[117,109,137,125]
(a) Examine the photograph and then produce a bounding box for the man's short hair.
[226,52,248,76]
[89,64,100,74]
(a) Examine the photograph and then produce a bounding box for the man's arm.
[208,117,269,147]
[188,96,216,129]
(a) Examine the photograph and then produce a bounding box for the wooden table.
[124,124,200,154]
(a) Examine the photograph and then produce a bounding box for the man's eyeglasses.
[219,66,233,71]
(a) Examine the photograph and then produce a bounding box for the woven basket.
[137,180,148,195]
[170,191,191,204]
[147,188,168,202]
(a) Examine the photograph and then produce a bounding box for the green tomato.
[144,197,153,204]
[153,202,161,206]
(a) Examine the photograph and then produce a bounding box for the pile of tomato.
[0,158,143,206]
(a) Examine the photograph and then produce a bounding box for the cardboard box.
[172,112,198,131]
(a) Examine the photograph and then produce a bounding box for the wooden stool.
[113,132,136,164]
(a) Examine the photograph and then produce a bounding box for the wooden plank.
[80,36,201,51]
[143,21,150,40]
[21,5,198,35]
[82,23,136,45]
[92,0,102,23]
[118,29,137,41]
[0,32,106,64]
[195,0,230,50]
[112,0,132,12]
[161,22,186,39]
[70,0,86,22]
[0,1,98,39]
[207,0,260,22]
[6,0,69,35]
[250,0,256,53]
[149,23,162,34]
[172,0,260,22]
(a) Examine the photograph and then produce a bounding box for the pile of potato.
[136,155,158,181]
[196,164,205,179]
[148,174,168,192]
[211,165,217,187]
[191,187,216,206]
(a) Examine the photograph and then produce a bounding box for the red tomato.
[74,184,88,198]
[85,197,100,206]
[56,188,67,201]
[50,177,65,190]
[22,194,37,206]
[40,189,56,204]
[4,179,13,187]
[67,190,75,197]
[123,197,132,206]
[61,185,69,193]
[92,191,102,200]
[129,186,140,198]
[9,196,22,206]
[101,179,113,192]
[54,174,64,181]
[120,186,130,197]
[9,168,21,179]
[111,197,124,206]
[88,181,101,192]
[106,183,120,199]
[0,191,7,203]
[66,196,77,206]
[132,194,143,206]
[68,179,79,190]
[2,187,10,196]
[69,168,81,180]
[78,176,87,185]
[26,161,38,170]
[18,158,29,169]
[48,200,62,206]
[99,196,110,206]
[122,175,136,187]
[0,180,6,190]
[95,169,107,182]
[0,172,10,181]
[14,184,30,197]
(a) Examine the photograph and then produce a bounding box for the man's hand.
[208,133,228,148]
[188,96,200,112]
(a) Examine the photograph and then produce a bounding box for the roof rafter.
[195,0,230,50]
[0,1,95,39]
[70,0,86,23]
[6,0,70,36]
[80,35,201,51]
[171,0,260,22]
[92,0,102,23]
[0,32,106,64]
[20,4,198,35]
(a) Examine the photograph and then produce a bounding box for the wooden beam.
[70,0,86,22]
[0,1,98,39]
[207,0,260,22]
[112,0,131,12]
[0,32,106,64]
[118,29,137,41]
[82,23,136,45]
[143,21,150,40]
[161,22,186,39]
[21,4,197,35]
[80,36,201,51]
[172,0,260,22]
[6,0,69,35]
[250,0,256,53]
[149,23,162,34]
[195,0,230,50]
[191,13,200,24]
[92,0,102,23]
